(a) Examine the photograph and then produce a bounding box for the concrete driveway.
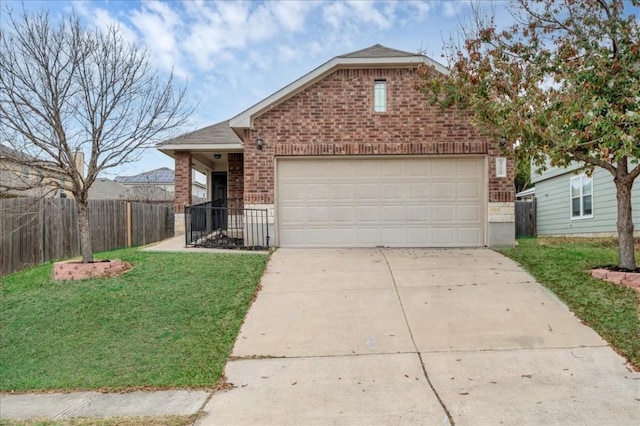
[198,248,640,425]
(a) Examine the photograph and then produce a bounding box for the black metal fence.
[185,200,270,250]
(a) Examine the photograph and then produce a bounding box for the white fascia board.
[158,143,243,151]
[229,55,446,130]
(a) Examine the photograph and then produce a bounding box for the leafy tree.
[0,8,192,262]
[416,0,640,270]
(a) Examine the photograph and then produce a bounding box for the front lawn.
[0,248,268,392]
[501,238,640,369]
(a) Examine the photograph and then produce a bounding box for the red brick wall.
[228,153,244,209]
[243,67,514,204]
[174,151,192,213]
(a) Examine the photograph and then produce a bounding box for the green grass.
[501,238,640,368]
[0,248,268,392]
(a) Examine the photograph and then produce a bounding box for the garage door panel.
[408,183,429,198]
[432,160,454,177]
[458,182,480,199]
[357,183,379,200]
[433,228,455,244]
[433,205,455,222]
[356,228,382,245]
[306,184,330,200]
[407,205,431,222]
[381,160,405,176]
[406,160,430,177]
[382,228,407,245]
[306,206,330,222]
[381,205,405,221]
[458,205,480,221]
[332,184,354,200]
[280,206,305,223]
[278,157,484,247]
[356,161,380,176]
[407,228,432,244]
[332,228,357,245]
[279,183,306,200]
[381,183,404,200]
[457,159,482,176]
[331,161,356,177]
[330,206,356,223]
[357,206,380,222]
[459,227,482,245]
[432,183,455,200]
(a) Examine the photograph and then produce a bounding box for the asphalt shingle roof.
[115,167,175,184]
[338,44,419,58]
[157,120,242,147]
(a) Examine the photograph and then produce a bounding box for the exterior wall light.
[214,154,222,160]
[256,136,264,151]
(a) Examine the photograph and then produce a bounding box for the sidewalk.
[141,235,267,254]
[0,390,210,421]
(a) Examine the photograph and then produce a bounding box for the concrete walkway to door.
[198,248,639,425]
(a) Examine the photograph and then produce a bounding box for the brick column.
[227,153,244,209]
[174,152,192,213]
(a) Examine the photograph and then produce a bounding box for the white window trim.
[569,174,594,220]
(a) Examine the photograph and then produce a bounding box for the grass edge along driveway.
[0,248,269,392]
[501,238,640,369]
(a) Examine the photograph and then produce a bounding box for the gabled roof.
[338,44,418,58]
[115,167,175,184]
[157,120,243,151]
[229,44,447,130]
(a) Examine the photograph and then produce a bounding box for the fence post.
[126,201,132,248]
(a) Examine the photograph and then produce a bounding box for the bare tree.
[0,8,192,262]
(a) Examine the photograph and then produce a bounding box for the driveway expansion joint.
[379,248,455,426]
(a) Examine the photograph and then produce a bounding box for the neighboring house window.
[374,79,386,112]
[22,165,29,178]
[570,175,593,218]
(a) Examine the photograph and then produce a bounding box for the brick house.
[158,44,515,247]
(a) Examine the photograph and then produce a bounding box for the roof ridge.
[338,44,419,58]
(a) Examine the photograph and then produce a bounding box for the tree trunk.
[614,174,636,271]
[77,201,94,263]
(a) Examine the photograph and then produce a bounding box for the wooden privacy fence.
[515,198,537,238]
[0,198,174,276]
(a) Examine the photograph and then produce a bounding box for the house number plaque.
[495,157,507,178]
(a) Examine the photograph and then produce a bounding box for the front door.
[212,172,228,206]
[211,172,228,230]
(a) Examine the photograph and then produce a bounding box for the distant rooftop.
[115,167,175,184]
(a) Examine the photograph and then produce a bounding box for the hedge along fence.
[0,198,174,276]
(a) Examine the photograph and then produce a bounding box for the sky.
[2,0,511,181]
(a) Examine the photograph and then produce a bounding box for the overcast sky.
[4,0,512,180]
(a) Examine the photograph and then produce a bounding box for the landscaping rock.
[53,259,131,281]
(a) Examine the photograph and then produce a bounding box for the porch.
[155,120,246,235]
[184,199,270,250]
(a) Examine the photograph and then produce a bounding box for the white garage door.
[277,157,485,247]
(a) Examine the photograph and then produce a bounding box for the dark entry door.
[211,172,228,230]
[212,172,228,206]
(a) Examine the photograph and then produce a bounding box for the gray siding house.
[532,163,640,237]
